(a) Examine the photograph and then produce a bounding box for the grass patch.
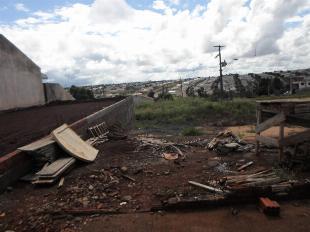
[135,97,256,128]
[182,127,204,136]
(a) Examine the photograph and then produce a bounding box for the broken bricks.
[259,197,280,216]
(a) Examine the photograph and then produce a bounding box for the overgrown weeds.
[182,127,204,136]
[135,97,256,127]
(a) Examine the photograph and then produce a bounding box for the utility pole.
[180,76,183,97]
[214,45,225,100]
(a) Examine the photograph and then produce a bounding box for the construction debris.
[87,122,109,145]
[58,177,65,188]
[237,161,254,171]
[162,152,179,160]
[18,137,61,170]
[188,181,230,194]
[208,130,254,155]
[135,136,186,160]
[108,122,127,140]
[32,157,75,184]
[184,138,209,147]
[52,124,98,162]
[259,197,280,216]
[121,174,136,182]
[222,170,284,188]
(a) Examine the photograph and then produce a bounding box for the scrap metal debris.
[87,122,109,145]
[208,130,254,155]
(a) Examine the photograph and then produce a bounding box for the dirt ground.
[82,202,310,232]
[0,98,121,156]
[0,123,309,231]
[227,125,307,142]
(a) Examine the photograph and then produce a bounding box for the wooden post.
[256,104,262,155]
[279,122,285,161]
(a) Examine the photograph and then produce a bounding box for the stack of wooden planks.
[32,157,76,184]
[224,170,282,188]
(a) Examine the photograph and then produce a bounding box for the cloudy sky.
[0,0,309,86]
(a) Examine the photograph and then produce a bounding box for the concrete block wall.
[0,34,45,111]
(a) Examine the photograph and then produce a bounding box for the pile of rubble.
[134,137,186,161]
[188,169,295,197]
[207,130,254,155]
[19,121,128,186]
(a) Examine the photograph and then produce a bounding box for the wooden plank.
[256,112,286,133]
[37,160,75,180]
[18,137,55,151]
[52,124,98,162]
[256,135,279,147]
[237,161,254,171]
[32,178,56,184]
[36,157,75,176]
[280,129,310,146]
[188,181,230,194]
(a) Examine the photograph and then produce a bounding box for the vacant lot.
[135,97,256,130]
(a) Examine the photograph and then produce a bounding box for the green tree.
[70,85,94,100]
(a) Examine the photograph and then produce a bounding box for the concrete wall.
[0,34,45,111]
[132,95,154,106]
[44,83,75,103]
[71,96,134,138]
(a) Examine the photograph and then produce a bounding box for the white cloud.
[14,3,30,12]
[169,0,180,5]
[153,0,167,10]
[0,0,309,86]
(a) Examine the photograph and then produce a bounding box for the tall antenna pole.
[214,45,225,100]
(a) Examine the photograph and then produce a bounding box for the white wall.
[0,35,45,111]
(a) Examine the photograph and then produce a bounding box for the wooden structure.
[255,98,310,160]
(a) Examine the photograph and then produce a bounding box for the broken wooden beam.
[237,161,254,171]
[121,174,136,182]
[188,181,229,194]
[256,112,286,133]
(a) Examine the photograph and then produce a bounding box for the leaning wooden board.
[36,157,75,177]
[52,124,98,162]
